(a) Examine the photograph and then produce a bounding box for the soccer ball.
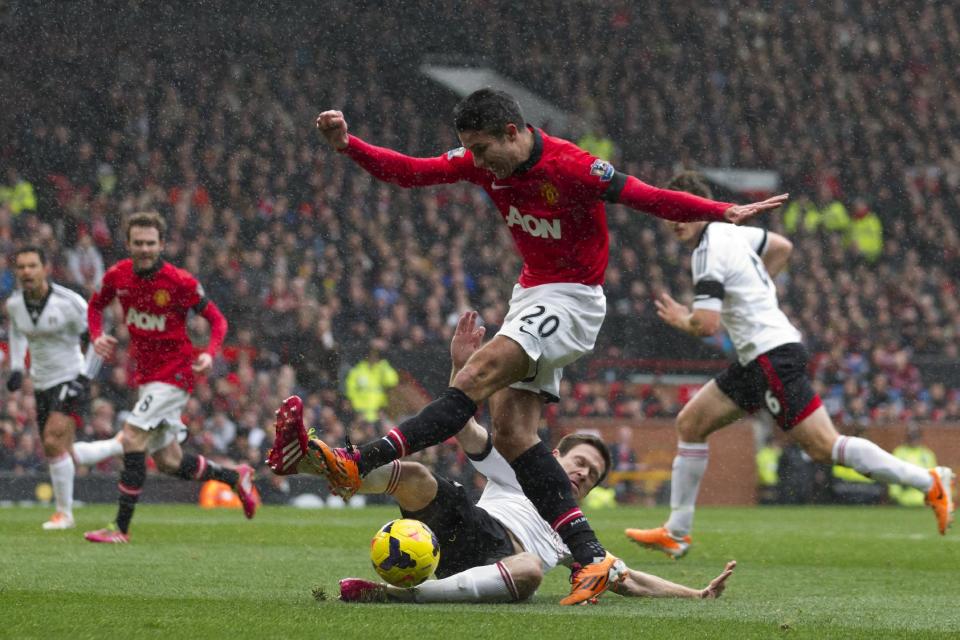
[370,518,440,587]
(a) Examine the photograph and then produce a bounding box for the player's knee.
[675,406,705,442]
[401,462,435,493]
[492,430,538,461]
[452,361,490,399]
[804,438,835,464]
[42,436,65,458]
[503,552,543,600]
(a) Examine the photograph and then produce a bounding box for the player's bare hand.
[451,310,486,370]
[192,352,213,375]
[93,335,118,359]
[700,561,736,599]
[654,293,689,329]
[723,194,789,225]
[316,110,349,150]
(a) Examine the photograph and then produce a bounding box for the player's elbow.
[766,234,793,263]
[691,311,720,336]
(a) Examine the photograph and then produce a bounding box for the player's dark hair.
[453,88,526,137]
[14,245,46,265]
[556,433,612,485]
[125,211,167,241]
[666,171,713,198]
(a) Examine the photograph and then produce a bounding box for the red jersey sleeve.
[340,135,479,187]
[547,147,620,202]
[616,175,731,222]
[178,270,204,310]
[88,267,118,340]
[199,301,228,356]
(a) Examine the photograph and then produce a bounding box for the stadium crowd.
[1,0,959,480]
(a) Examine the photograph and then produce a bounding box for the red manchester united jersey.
[345,128,613,287]
[89,259,205,390]
[473,129,613,287]
[343,127,729,288]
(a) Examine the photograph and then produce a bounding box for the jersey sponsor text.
[126,307,167,332]
[506,206,562,239]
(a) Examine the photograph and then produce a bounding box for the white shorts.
[497,282,606,402]
[125,382,189,453]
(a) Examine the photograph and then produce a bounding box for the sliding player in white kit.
[275,311,736,603]
[5,247,122,530]
[626,173,955,558]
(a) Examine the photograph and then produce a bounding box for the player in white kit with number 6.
[626,173,955,558]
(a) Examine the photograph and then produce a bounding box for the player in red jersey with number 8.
[283,89,786,604]
[84,212,257,544]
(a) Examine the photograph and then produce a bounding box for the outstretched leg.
[792,407,954,535]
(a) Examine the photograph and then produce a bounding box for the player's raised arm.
[610,173,787,225]
[317,110,470,189]
[449,310,490,456]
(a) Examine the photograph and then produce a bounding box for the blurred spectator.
[0,167,37,217]
[65,231,105,295]
[847,198,883,262]
[344,338,399,423]
[889,426,938,507]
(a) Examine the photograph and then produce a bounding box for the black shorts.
[35,382,85,436]
[401,474,516,579]
[715,343,822,431]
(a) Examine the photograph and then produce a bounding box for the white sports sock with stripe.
[409,562,518,603]
[49,453,75,516]
[73,437,123,466]
[354,461,401,495]
[832,436,933,491]
[665,441,709,537]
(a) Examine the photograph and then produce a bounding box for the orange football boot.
[625,526,692,559]
[926,466,955,535]
[559,553,627,606]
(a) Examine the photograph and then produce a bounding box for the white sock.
[664,442,709,537]
[48,453,75,517]
[407,562,519,603]
[832,436,933,491]
[73,437,124,466]
[356,461,401,495]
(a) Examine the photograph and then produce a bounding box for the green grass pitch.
[1,503,957,639]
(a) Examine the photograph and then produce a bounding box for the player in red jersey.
[83,212,257,544]
[288,89,785,603]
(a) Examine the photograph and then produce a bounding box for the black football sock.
[510,441,606,566]
[357,387,477,475]
[175,453,239,486]
[115,451,147,534]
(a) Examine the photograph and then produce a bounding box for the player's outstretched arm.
[615,174,787,225]
[724,195,789,225]
[449,310,490,456]
[610,560,736,599]
[655,292,720,337]
[316,111,469,189]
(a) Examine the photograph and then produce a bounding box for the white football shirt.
[690,223,801,365]
[470,447,570,572]
[6,282,88,390]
